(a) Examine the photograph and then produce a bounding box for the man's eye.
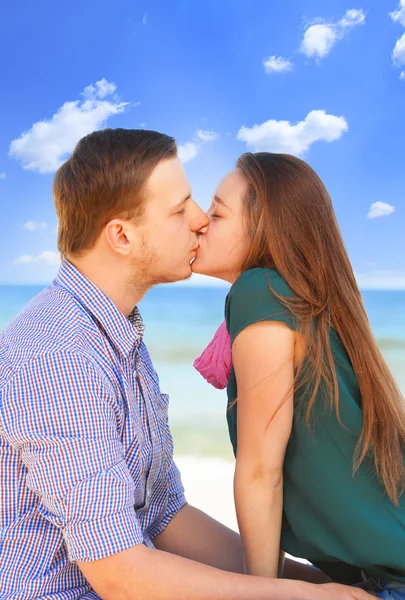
[176,209,186,215]
[210,213,220,219]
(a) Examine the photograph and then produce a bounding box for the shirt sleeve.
[225,268,297,343]
[163,459,187,531]
[147,456,187,540]
[0,352,144,563]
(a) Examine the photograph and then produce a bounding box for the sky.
[0,0,404,287]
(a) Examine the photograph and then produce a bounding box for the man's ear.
[104,219,133,256]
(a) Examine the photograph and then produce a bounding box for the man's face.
[131,157,209,285]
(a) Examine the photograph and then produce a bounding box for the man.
[0,129,371,600]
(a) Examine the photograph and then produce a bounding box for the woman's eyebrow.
[213,195,229,209]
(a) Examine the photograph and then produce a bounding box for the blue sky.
[0,0,404,287]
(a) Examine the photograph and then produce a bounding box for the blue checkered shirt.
[0,260,186,599]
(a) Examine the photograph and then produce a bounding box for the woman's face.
[192,169,250,283]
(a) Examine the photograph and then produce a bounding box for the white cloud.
[237,109,348,156]
[367,201,395,219]
[355,270,405,290]
[178,142,200,163]
[178,129,220,163]
[9,79,128,174]
[390,2,405,70]
[195,129,219,142]
[301,9,366,59]
[0,172,6,179]
[143,13,147,25]
[340,8,366,27]
[390,0,405,27]
[23,221,47,231]
[82,78,117,100]
[393,32,405,65]
[13,250,60,266]
[263,55,294,74]
[301,23,337,58]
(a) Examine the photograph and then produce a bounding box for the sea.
[1,284,404,462]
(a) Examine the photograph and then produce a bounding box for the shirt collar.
[55,259,144,357]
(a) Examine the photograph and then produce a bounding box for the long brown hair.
[237,152,405,505]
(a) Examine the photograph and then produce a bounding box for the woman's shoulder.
[229,267,294,300]
[225,268,296,338]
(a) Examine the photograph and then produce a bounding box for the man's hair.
[53,128,177,256]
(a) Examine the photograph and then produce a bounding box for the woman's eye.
[210,213,220,219]
[176,209,186,215]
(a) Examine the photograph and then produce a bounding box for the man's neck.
[66,255,149,317]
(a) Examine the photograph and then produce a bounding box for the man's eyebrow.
[172,193,192,210]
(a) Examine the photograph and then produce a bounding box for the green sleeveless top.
[225,267,405,584]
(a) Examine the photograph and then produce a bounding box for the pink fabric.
[193,319,232,389]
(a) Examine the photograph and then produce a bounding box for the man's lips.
[190,245,199,263]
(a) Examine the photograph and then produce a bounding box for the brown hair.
[53,128,177,256]
[237,151,405,505]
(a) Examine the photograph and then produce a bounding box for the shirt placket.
[133,346,161,510]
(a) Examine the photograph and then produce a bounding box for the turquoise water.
[1,284,405,459]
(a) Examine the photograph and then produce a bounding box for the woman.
[192,152,405,599]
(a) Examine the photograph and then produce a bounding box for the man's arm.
[1,354,146,562]
[77,543,372,600]
[153,503,244,573]
[154,500,332,583]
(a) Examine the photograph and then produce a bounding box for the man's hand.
[318,583,376,600]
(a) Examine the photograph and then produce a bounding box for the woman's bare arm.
[232,320,295,578]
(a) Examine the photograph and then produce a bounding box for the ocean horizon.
[1,283,404,461]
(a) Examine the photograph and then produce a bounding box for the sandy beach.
[177,456,238,530]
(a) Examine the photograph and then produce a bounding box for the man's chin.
[174,269,193,283]
[154,265,193,285]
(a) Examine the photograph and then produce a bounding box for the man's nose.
[191,202,209,232]
[197,223,209,236]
